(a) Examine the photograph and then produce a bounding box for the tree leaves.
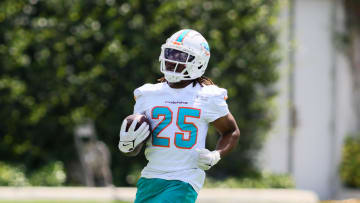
[0,0,280,185]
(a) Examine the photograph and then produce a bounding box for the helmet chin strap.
[165,74,182,83]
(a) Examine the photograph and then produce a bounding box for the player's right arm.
[123,142,144,157]
[119,84,152,156]
[118,118,150,154]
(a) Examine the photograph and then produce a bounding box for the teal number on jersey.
[151,106,201,149]
[152,106,172,147]
[175,107,200,149]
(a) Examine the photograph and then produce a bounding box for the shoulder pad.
[198,85,228,99]
[134,83,165,99]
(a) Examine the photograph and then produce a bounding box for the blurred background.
[1,0,360,202]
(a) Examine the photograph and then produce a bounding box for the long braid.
[157,76,215,87]
[157,77,167,83]
[194,76,214,86]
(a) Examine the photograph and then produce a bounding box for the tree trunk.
[344,0,360,131]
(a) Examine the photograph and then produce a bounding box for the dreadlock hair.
[157,76,215,87]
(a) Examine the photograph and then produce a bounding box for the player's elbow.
[233,128,240,141]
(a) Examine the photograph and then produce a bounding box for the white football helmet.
[159,29,210,83]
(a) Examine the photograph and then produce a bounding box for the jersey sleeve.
[133,83,157,114]
[204,86,230,122]
[133,86,147,114]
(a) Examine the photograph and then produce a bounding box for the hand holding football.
[125,114,151,132]
[118,114,151,153]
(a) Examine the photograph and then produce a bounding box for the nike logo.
[122,143,131,147]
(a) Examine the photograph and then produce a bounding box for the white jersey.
[133,82,229,192]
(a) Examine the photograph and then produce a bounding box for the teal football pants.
[134,177,198,203]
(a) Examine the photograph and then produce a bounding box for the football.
[125,114,151,132]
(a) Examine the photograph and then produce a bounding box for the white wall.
[260,0,355,200]
[293,0,333,199]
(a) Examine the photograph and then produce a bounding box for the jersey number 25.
[151,106,201,149]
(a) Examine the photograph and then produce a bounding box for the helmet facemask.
[159,44,207,83]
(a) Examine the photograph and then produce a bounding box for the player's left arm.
[211,112,240,157]
[196,112,240,170]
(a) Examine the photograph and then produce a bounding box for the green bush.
[0,0,280,185]
[204,171,294,188]
[0,162,29,186]
[340,134,360,188]
[29,161,66,186]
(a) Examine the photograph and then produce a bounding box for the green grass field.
[0,201,130,203]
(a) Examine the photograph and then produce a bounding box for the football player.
[119,29,240,203]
